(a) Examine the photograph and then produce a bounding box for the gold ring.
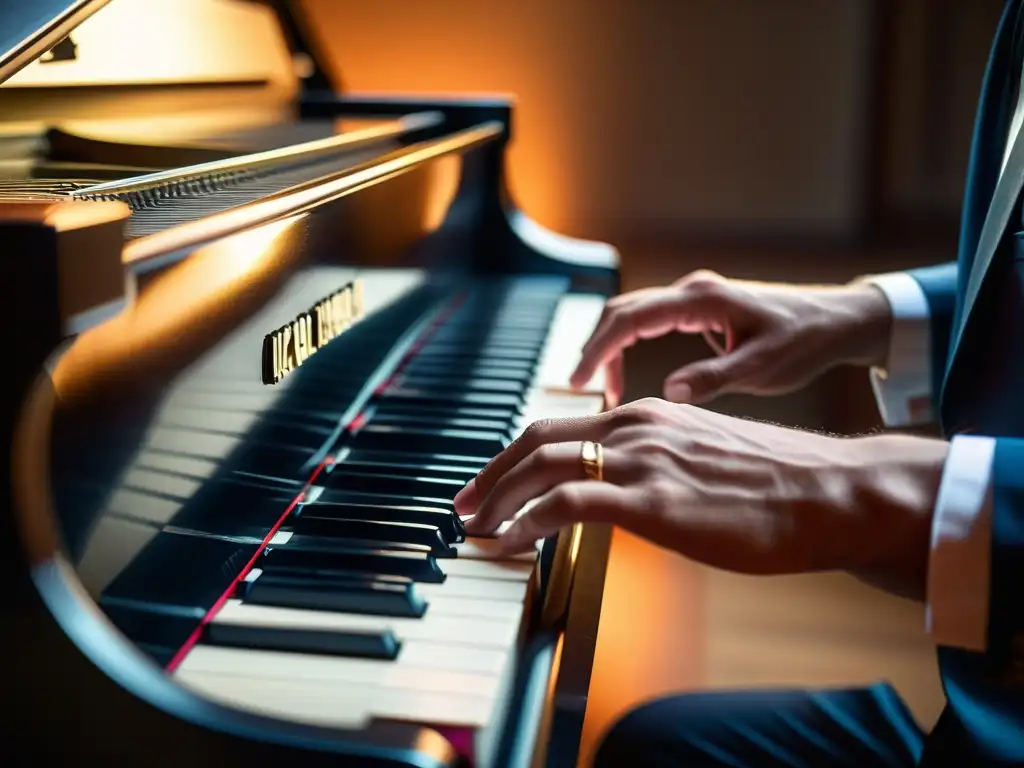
[581,441,603,482]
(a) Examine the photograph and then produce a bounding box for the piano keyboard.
[158,277,608,752]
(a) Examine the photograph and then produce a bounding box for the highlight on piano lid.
[2,0,619,765]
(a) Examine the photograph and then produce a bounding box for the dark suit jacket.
[910,0,1024,762]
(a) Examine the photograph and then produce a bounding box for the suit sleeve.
[860,262,958,427]
[860,263,994,653]
[986,437,1024,663]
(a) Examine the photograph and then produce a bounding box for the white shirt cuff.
[926,435,994,653]
[861,273,934,426]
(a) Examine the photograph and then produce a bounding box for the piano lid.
[0,0,334,92]
[0,0,112,85]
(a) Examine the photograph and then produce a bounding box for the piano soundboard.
[1,1,619,766]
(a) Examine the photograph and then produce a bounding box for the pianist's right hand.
[569,270,893,406]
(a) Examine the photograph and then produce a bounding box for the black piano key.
[416,344,539,362]
[241,421,339,451]
[394,375,526,396]
[300,491,463,538]
[289,516,455,555]
[402,362,535,384]
[333,457,480,483]
[323,467,466,501]
[103,531,261,609]
[405,356,536,374]
[203,623,400,660]
[276,532,434,556]
[342,447,490,471]
[207,441,328,481]
[423,340,543,355]
[379,387,524,411]
[351,424,509,458]
[261,542,446,583]
[166,479,300,537]
[100,599,206,655]
[370,402,521,424]
[365,410,511,433]
[239,571,427,617]
[429,326,548,341]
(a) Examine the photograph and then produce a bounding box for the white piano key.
[439,557,534,582]
[416,577,530,602]
[174,670,495,728]
[104,488,182,526]
[242,567,531,607]
[214,599,521,648]
[156,405,261,435]
[534,293,607,393]
[144,426,240,461]
[163,390,280,414]
[133,451,220,480]
[422,595,526,622]
[120,468,202,500]
[453,537,537,563]
[178,645,503,697]
[397,640,510,675]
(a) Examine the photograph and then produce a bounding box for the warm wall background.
[303,0,877,241]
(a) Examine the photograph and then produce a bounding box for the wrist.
[834,282,893,368]
[838,434,948,599]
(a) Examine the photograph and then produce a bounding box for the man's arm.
[863,262,992,653]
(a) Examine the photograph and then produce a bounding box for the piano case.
[0,1,619,765]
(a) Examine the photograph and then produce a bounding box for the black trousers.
[593,683,926,767]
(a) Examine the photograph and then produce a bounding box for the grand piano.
[1,0,619,765]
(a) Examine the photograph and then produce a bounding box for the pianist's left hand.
[457,397,948,601]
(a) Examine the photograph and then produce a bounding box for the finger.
[453,412,610,515]
[571,291,718,388]
[568,289,670,389]
[663,341,765,403]
[604,355,624,408]
[464,442,630,536]
[495,481,639,555]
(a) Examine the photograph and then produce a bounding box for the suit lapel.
[944,0,1022,390]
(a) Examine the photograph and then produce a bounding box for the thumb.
[663,344,761,403]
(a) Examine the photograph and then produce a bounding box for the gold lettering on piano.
[261,279,366,385]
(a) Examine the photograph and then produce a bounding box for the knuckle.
[605,398,665,434]
[520,418,554,446]
[631,397,666,422]
[640,480,678,515]
[551,484,584,514]
[682,270,724,295]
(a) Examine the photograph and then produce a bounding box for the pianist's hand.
[457,398,947,600]
[570,270,892,406]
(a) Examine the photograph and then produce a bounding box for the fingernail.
[666,382,692,402]
[453,478,477,513]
